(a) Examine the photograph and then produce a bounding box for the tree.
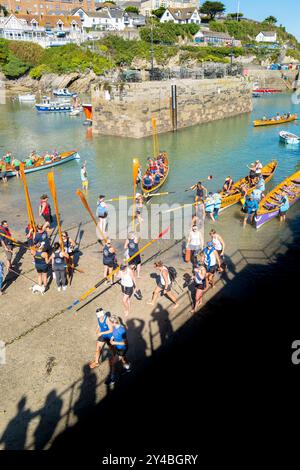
[200,1,225,20]
[125,6,139,14]
[152,7,166,19]
[227,12,243,20]
[0,4,9,16]
[264,16,277,25]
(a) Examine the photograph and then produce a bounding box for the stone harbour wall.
[92,78,253,138]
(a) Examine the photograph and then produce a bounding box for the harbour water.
[0,93,300,250]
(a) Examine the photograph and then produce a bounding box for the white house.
[194,30,234,46]
[72,7,145,31]
[255,31,277,43]
[160,7,201,24]
[140,0,199,17]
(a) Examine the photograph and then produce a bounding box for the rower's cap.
[120,264,127,271]
[255,160,260,163]
[136,192,141,197]
[208,192,213,196]
[207,241,213,247]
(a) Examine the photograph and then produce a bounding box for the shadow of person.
[2,245,27,292]
[126,318,147,363]
[73,364,97,422]
[33,390,63,450]
[150,303,174,346]
[0,396,38,450]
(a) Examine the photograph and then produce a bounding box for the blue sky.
[221,0,300,40]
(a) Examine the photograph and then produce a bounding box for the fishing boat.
[5,151,80,177]
[53,88,77,97]
[18,93,36,102]
[35,96,73,112]
[255,170,300,229]
[253,114,297,127]
[279,130,300,145]
[219,160,278,212]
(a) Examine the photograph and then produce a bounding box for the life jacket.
[40,200,50,216]
[97,203,107,218]
[0,225,12,246]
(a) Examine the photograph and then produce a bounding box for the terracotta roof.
[15,14,82,27]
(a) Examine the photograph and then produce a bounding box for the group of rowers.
[142,153,167,190]
[261,112,291,122]
[0,150,60,180]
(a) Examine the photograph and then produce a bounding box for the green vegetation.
[286,48,300,62]
[124,6,139,14]
[98,35,177,65]
[227,12,243,20]
[200,1,226,20]
[140,22,200,44]
[264,16,277,25]
[179,45,244,64]
[0,4,8,16]
[0,40,112,79]
[151,7,166,19]
[209,18,299,48]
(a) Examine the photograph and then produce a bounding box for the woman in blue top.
[107,315,131,384]
[278,190,290,222]
[89,308,114,369]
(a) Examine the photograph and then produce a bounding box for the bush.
[140,22,200,45]
[0,38,9,65]
[8,41,44,66]
[29,64,50,79]
[2,55,29,78]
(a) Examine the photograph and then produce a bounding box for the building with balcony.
[140,0,199,17]
[72,6,145,31]
[0,13,83,47]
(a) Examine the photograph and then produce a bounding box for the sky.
[221,0,300,40]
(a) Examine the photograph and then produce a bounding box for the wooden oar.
[20,163,36,233]
[66,226,170,311]
[159,201,202,214]
[76,189,108,243]
[184,176,213,192]
[48,171,64,252]
[106,191,176,202]
[132,158,140,230]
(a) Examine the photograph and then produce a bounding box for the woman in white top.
[147,261,179,310]
[187,224,203,266]
[118,264,135,318]
[209,229,225,257]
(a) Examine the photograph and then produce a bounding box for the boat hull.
[255,196,300,229]
[219,160,277,211]
[255,170,300,228]
[253,114,297,127]
[6,151,80,177]
[35,104,73,112]
[141,153,169,196]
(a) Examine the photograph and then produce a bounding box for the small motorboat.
[69,108,81,116]
[18,94,36,102]
[53,88,77,97]
[35,96,73,112]
[279,130,300,145]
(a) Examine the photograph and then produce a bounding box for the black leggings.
[54,269,67,287]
